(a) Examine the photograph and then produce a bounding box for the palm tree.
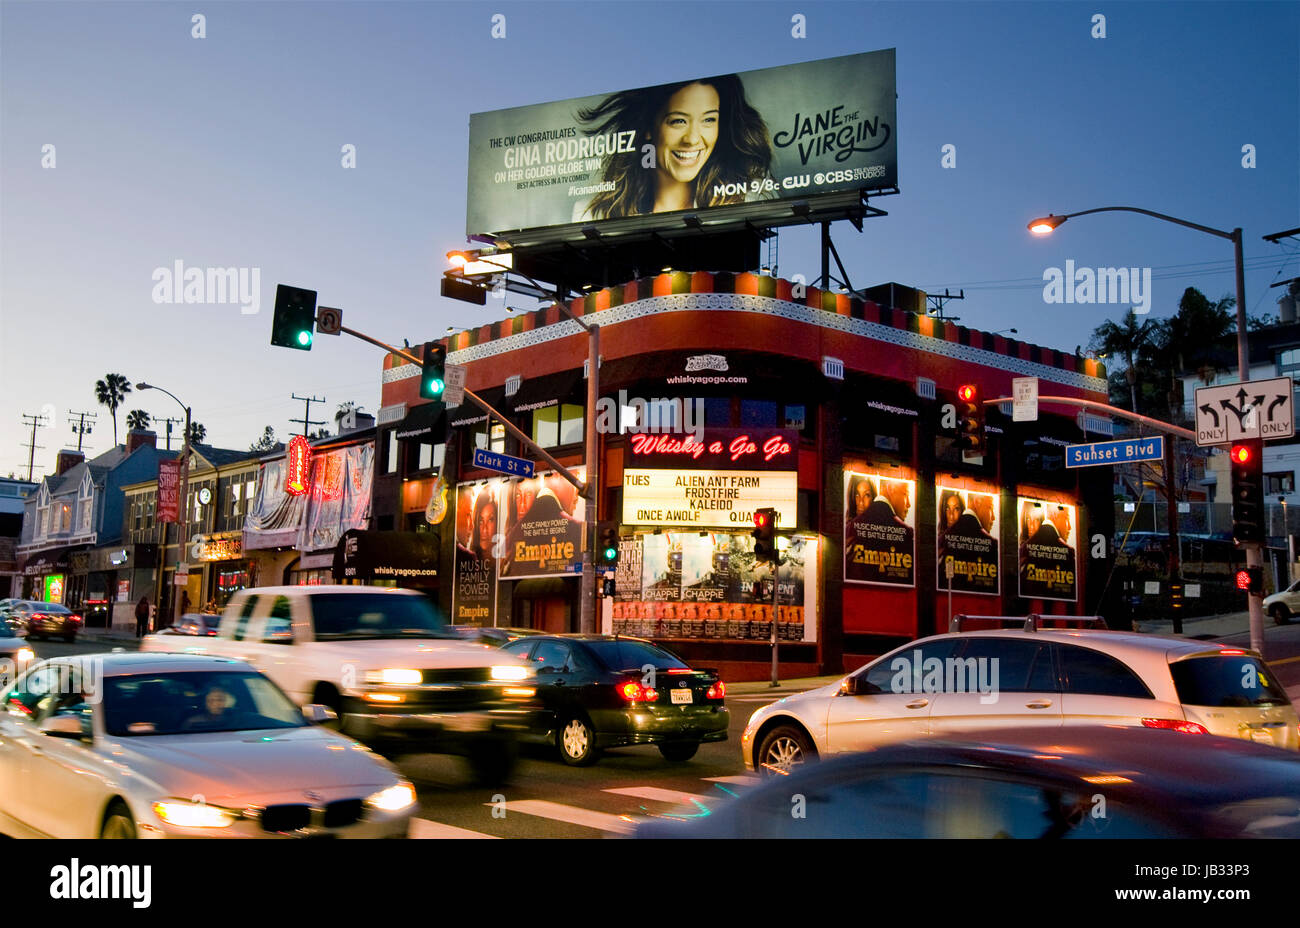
[94,374,133,446]
[1089,311,1157,413]
[125,409,152,431]
[187,422,207,445]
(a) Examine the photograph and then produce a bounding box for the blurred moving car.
[499,634,728,765]
[0,623,36,684]
[638,726,1300,838]
[0,599,21,628]
[1263,580,1300,625]
[743,621,1298,776]
[0,653,416,838]
[7,601,82,643]
[164,613,221,637]
[448,625,544,647]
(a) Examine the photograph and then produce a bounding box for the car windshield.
[586,639,691,672]
[310,593,452,640]
[30,603,70,614]
[103,670,307,736]
[1171,656,1291,707]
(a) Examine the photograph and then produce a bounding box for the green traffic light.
[603,546,617,561]
[427,377,444,395]
[297,330,312,347]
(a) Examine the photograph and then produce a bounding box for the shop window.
[385,429,400,474]
[740,400,779,428]
[533,404,583,448]
[1267,472,1295,495]
[417,442,446,472]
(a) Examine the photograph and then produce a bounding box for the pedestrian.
[135,595,150,638]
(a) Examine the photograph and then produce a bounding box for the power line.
[289,393,326,438]
[156,416,184,451]
[19,413,48,482]
[66,410,96,453]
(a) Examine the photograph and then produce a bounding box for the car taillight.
[619,681,658,702]
[70,615,82,625]
[706,681,726,699]
[1142,718,1209,734]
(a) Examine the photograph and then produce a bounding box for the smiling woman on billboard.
[574,74,775,219]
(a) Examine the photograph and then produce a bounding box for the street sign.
[1065,435,1164,468]
[1012,377,1038,422]
[444,363,467,406]
[316,306,342,335]
[1194,376,1294,446]
[473,447,535,478]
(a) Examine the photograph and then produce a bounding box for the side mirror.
[40,715,85,739]
[536,665,558,675]
[838,676,858,697]
[302,704,338,724]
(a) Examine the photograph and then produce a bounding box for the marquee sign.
[623,469,797,528]
[627,428,798,471]
[286,436,312,496]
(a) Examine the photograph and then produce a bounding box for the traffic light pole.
[770,558,781,687]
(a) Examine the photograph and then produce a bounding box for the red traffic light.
[1236,569,1251,591]
[1231,444,1253,464]
[957,384,977,403]
[753,511,768,528]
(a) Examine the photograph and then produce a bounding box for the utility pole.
[157,416,184,451]
[67,411,96,452]
[19,413,48,481]
[925,289,965,321]
[289,394,326,438]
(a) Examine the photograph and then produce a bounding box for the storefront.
[192,532,249,607]
[18,547,74,603]
[380,270,1113,678]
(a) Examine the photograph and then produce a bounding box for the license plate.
[446,714,491,732]
[671,688,693,705]
[1249,728,1277,745]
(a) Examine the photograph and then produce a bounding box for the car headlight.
[152,800,237,828]
[366,782,417,812]
[489,664,530,682]
[15,648,33,663]
[364,668,422,685]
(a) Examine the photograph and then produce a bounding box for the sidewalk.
[1133,610,1252,639]
[728,675,843,697]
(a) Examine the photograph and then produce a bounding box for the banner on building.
[936,485,1000,595]
[1017,496,1079,602]
[452,483,499,626]
[300,444,375,553]
[157,459,181,523]
[844,471,916,587]
[467,50,897,240]
[497,468,586,579]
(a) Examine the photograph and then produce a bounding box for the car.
[1263,580,1300,624]
[637,725,1300,838]
[166,613,221,637]
[448,625,544,647]
[498,634,728,766]
[0,652,417,838]
[139,585,537,784]
[742,616,1299,776]
[8,601,81,642]
[0,622,36,685]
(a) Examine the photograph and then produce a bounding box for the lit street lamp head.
[1028,214,1067,235]
[446,251,469,268]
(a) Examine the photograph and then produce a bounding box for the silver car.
[0,653,417,838]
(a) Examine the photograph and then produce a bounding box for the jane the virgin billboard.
[466,49,897,238]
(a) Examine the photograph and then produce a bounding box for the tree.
[1088,311,1158,414]
[309,427,332,439]
[249,426,278,453]
[125,409,152,431]
[94,374,133,446]
[187,422,207,445]
[1150,288,1236,422]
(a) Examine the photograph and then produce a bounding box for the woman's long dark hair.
[469,492,497,560]
[578,74,773,219]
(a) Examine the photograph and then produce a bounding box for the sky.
[1,0,1297,480]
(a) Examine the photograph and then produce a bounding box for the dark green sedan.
[499,634,729,766]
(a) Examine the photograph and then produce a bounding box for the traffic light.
[954,383,985,455]
[420,344,446,401]
[599,526,619,566]
[271,284,317,350]
[1230,439,1264,543]
[1235,566,1264,594]
[752,508,777,565]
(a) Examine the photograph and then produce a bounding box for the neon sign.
[286,436,312,496]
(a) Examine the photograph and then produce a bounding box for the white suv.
[743,618,1298,775]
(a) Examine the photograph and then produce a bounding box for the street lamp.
[138,382,192,627]
[1029,205,1256,650]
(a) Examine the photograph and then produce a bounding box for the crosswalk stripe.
[604,786,714,805]
[487,799,640,834]
[704,775,761,785]
[409,818,499,839]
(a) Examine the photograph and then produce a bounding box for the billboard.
[936,485,1000,596]
[452,483,498,625]
[844,471,915,587]
[467,49,896,238]
[1017,496,1079,602]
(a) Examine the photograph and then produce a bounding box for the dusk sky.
[1,1,1296,480]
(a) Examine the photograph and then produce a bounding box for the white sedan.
[0,652,417,838]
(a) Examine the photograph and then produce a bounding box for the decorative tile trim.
[449,292,1107,394]
[383,363,420,383]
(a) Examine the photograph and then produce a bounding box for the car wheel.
[756,724,816,777]
[468,739,518,786]
[658,742,700,762]
[557,717,600,766]
[1271,604,1291,625]
[101,802,136,839]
